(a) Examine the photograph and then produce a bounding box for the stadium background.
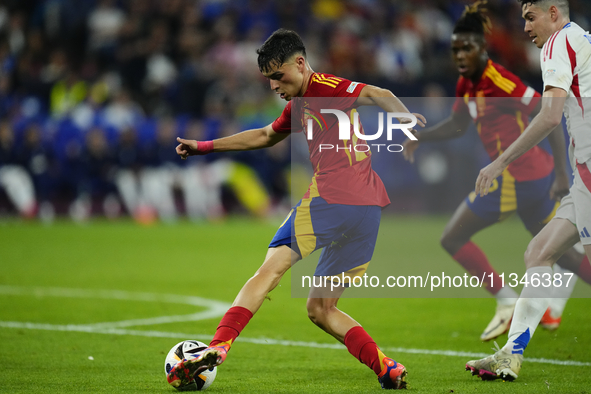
[2,0,591,221]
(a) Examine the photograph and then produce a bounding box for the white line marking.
[0,285,230,308]
[0,320,590,367]
[1,286,590,368]
[0,285,231,328]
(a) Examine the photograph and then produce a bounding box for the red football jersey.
[452,60,554,182]
[272,73,390,207]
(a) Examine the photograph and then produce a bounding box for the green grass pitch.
[0,216,590,393]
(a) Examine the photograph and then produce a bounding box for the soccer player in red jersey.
[402,2,590,342]
[167,29,426,390]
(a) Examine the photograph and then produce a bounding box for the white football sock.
[502,266,552,355]
[548,264,577,318]
[495,285,519,306]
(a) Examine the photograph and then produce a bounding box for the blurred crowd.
[0,0,590,221]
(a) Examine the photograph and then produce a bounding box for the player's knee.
[251,266,284,287]
[524,241,552,269]
[306,299,321,323]
[440,232,462,255]
[524,243,541,268]
[306,300,333,325]
[254,259,291,282]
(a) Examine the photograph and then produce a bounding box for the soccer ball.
[164,340,217,391]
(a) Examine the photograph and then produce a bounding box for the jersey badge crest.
[346,82,360,93]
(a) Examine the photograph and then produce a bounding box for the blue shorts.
[466,170,559,230]
[269,196,381,278]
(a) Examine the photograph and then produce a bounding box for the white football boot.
[466,342,523,381]
[480,303,515,341]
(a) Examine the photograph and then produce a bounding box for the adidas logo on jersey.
[580,227,590,238]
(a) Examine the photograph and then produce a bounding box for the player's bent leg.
[440,202,509,295]
[530,221,587,329]
[440,201,492,256]
[233,245,300,313]
[524,218,579,270]
[505,220,577,354]
[168,246,299,389]
[213,245,299,350]
[441,201,518,341]
[545,192,591,286]
[527,220,585,272]
[527,222,580,330]
[306,288,351,343]
[465,218,579,381]
[517,219,579,345]
[306,288,407,389]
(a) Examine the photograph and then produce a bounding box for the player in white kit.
[465,0,591,381]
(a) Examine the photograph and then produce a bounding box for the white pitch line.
[1,320,590,368]
[1,285,590,368]
[0,285,230,308]
[87,310,227,329]
[0,285,231,329]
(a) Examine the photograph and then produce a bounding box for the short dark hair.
[453,1,492,36]
[518,0,569,16]
[256,29,306,73]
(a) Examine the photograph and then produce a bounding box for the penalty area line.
[0,321,589,368]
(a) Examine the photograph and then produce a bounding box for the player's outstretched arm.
[176,124,289,159]
[546,121,570,201]
[530,100,570,200]
[402,111,471,163]
[356,85,427,127]
[475,87,567,196]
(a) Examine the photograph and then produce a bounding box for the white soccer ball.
[164,340,217,391]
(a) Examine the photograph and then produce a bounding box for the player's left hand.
[399,113,427,128]
[402,139,419,163]
[400,113,426,144]
[176,138,213,159]
[549,172,569,201]
[413,113,427,128]
[402,113,426,128]
[475,160,505,197]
